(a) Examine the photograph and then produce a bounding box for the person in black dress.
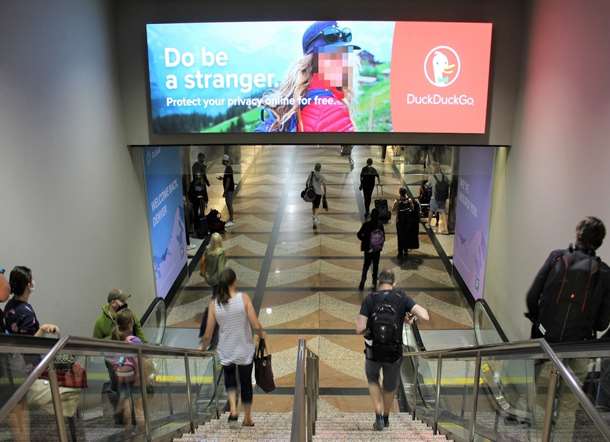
[392,187,420,262]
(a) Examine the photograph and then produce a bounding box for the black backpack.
[434,174,449,201]
[368,292,402,362]
[537,249,600,342]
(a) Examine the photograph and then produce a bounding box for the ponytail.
[217,268,237,305]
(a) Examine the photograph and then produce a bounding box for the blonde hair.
[263,52,359,131]
[207,233,224,256]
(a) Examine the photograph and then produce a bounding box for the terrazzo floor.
[165,145,473,412]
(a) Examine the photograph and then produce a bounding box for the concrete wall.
[115,0,527,146]
[0,0,156,336]
[484,0,610,339]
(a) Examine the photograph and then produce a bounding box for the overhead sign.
[146,21,492,134]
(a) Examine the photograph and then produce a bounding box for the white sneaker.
[186,244,197,251]
[225,221,234,227]
[314,216,321,225]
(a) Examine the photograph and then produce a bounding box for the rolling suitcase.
[374,184,391,223]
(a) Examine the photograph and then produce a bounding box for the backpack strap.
[580,257,600,313]
[555,253,574,304]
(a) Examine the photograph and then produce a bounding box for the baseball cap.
[302,21,360,55]
[107,288,130,304]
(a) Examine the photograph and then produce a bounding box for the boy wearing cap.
[93,289,146,342]
[217,154,235,227]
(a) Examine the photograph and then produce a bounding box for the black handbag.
[254,339,275,393]
[301,172,316,203]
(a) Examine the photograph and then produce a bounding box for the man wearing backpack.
[526,217,609,435]
[356,269,429,431]
[360,158,380,217]
[427,163,450,234]
[357,209,385,291]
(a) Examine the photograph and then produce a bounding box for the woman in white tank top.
[200,268,265,427]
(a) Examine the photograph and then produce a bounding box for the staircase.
[174,412,450,441]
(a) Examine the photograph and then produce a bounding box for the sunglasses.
[308,26,352,49]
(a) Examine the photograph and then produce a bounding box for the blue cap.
[302,21,360,55]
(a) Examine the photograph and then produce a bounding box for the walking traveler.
[306,163,327,230]
[200,268,265,427]
[526,217,609,435]
[189,172,210,220]
[200,232,227,298]
[217,154,235,227]
[357,208,385,291]
[93,289,146,342]
[360,158,380,217]
[392,188,421,262]
[356,269,429,430]
[427,163,450,234]
[192,152,208,178]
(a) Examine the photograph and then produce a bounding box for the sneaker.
[225,221,234,227]
[383,415,389,428]
[373,414,384,431]
[187,244,197,251]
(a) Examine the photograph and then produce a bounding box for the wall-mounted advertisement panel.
[146,21,492,134]
[143,147,187,299]
[453,147,495,299]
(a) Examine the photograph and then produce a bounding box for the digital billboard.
[146,21,492,134]
[453,147,495,299]
[143,147,187,299]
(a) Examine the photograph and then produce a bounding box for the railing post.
[412,356,419,420]
[433,354,443,434]
[184,354,196,433]
[212,357,220,418]
[468,351,482,442]
[542,367,559,442]
[48,365,69,442]
[137,350,152,441]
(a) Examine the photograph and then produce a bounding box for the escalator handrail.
[409,320,427,352]
[474,299,509,343]
[404,338,610,441]
[0,334,215,424]
[140,296,166,328]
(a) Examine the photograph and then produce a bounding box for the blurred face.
[317,48,356,89]
[110,299,126,312]
[0,274,9,302]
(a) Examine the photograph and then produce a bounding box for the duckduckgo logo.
[424,46,460,87]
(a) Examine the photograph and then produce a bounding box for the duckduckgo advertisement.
[146,21,492,134]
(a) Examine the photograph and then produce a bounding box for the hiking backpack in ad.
[537,250,600,342]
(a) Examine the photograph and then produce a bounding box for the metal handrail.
[473,299,509,343]
[0,334,217,442]
[290,338,319,442]
[404,338,610,441]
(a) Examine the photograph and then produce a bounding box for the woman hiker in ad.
[258,21,360,132]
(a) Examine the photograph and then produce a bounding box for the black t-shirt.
[360,166,379,190]
[360,289,416,360]
[0,308,5,335]
[223,165,235,192]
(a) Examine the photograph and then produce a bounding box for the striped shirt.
[215,293,255,365]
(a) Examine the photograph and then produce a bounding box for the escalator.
[401,299,610,441]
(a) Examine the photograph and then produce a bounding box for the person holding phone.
[93,289,146,342]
